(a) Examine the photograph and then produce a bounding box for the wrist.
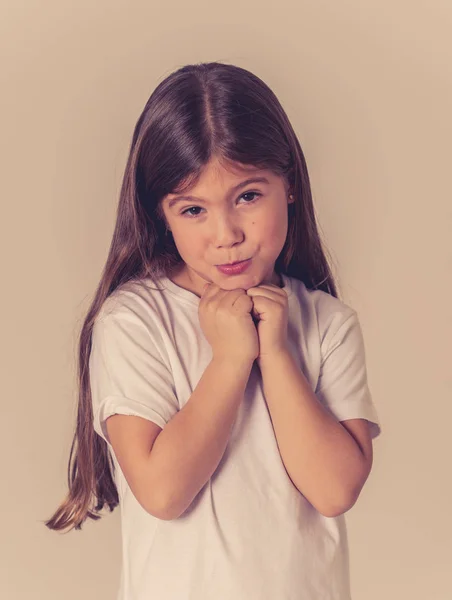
[211,354,255,372]
[257,346,292,368]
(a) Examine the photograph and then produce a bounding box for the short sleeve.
[315,310,382,440]
[89,306,180,445]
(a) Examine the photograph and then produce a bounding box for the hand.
[246,283,290,363]
[198,282,259,364]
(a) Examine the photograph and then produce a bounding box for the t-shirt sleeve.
[89,306,180,445]
[314,310,382,440]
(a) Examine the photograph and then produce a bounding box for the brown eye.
[181,206,203,217]
[241,192,261,203]
[180,191,261,218]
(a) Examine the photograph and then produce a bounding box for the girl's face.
[160,157,294,297]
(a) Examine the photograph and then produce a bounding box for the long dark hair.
[45,61,339,532]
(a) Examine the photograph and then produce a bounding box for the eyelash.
[180,191,262,218]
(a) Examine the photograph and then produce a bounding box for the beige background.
[1,0,451,598]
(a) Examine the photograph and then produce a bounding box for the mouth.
[216,258,252,275]
[216,258,250,266]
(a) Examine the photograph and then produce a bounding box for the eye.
[181,206,203,218]
[241,191,261,203]
[181,191,262,218]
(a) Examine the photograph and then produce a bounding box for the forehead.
[183,161,268,186]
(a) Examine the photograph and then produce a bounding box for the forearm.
[149,356,253,519]
[258,349,366,517]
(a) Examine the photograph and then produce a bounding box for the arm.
[258,349,371,517]
[147,356,254,520]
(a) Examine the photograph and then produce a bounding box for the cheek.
[171,228,204,258]
[256,212,287,246]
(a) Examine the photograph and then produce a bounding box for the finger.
[246,287,286,302]
[219,288,248,310]
[247,283,287,295]
[200,281,222,305]
[249,295,273,315]
[201,281,224,297]
[249,295,285,319]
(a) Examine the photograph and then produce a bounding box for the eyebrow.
[167,177,270,208]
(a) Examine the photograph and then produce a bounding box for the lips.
[217,258,249,267]
[216,258,252,275]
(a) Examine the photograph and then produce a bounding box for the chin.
[214,270,265,290]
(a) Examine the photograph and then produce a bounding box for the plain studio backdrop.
[1,1,451,598]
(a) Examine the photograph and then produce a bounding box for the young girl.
[46,61,382,600]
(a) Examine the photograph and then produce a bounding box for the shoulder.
[91,277,173,364]
[95,276,168,331]
[285,275,357,346]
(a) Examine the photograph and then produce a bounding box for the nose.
[213,214,245,248]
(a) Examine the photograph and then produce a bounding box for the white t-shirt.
[89,272,382,600]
